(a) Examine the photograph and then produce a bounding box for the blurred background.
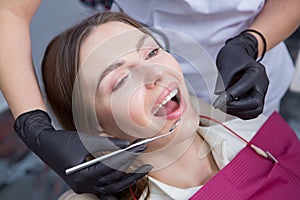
[0,0,299,199]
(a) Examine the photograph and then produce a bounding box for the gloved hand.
[14,109,152,199]
[213,31,269,120]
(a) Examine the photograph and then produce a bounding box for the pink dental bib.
[190,112,300,200]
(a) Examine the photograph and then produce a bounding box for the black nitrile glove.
[213,31,269,120]
[14,109,152,199]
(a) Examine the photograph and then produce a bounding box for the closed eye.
[112,74,129,92]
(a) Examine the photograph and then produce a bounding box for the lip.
[152,83,186,120]
[154,83,178,106]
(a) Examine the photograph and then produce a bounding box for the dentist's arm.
[0,1,150,198]
[214,0,300,119]
[0,0,45,117]
[250,0,300,56]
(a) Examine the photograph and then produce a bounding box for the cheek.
[158,54,183,77]
[96,100,131,139]
[107,88,155,138]
[95,100,113,129]
[129,89,148,127]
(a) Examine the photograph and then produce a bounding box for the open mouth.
[153,88,183,118]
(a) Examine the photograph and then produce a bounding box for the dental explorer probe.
[65,118,182,175]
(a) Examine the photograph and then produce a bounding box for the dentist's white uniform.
[112,0,295,116]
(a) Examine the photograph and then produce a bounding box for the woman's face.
[79,21,199,149]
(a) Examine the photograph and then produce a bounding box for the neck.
[148,133,219,188]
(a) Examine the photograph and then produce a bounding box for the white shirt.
[112,0,295,115]
[59,115,267,200]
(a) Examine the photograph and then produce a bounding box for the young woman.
[42,12,286,200]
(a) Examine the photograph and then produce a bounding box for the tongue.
[156,100,179,116]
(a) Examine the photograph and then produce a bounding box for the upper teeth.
[153,88,178,115]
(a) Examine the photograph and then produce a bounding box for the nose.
[144,65,164,89]
[145,77,160,89]
[125,54,165,89]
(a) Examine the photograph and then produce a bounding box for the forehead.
[78,21,147,95]
[80,21,142,63]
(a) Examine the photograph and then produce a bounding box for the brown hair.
[42,11,150,199]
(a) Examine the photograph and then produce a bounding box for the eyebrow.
[136,34,151,52]
[96,34,151,88]
[97,60,125,88]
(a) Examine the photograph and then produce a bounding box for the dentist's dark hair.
[42,11,149,200]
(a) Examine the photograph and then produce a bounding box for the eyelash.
[112,48,160,92]
[112,74,128,92]
[145,48,160,60]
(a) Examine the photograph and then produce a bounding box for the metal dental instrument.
[65,118,182,175]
